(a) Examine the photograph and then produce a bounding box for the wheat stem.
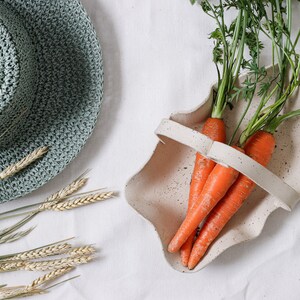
[0,188,105,218]
[28,267,74,290]
[7,243,72,261]
[0,214,35,237]
[0,227,35,244]
[25,256,92,272]
[44,178,88,205]
[0,256,92,272]
[0,238,75,261]
[49,192,114,211]
[0,174,89,220]
[0,268,77,299]
[0,175,89,243]
[26,256,93,271]
[0,147,48,180]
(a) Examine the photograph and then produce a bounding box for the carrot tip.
[167,244,177,253]
[188,262,197,270]
[181,259,188,267]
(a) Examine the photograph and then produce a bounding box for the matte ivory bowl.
[125,72,300,273]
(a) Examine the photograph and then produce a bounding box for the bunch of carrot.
[168,0,300,270]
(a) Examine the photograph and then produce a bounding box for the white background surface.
[2,0,300,299]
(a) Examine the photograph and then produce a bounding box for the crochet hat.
[0,0,103,203]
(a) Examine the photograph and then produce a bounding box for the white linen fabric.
[1,0,300,299]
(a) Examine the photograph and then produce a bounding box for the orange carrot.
[180,229,197,267]
[174,0,250,262]
[188,131,276,269]
[180,118,226,266]
[168,145,243,254]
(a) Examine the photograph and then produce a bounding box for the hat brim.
[0,0,103,203]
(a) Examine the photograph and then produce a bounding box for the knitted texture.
[0,3,37,146]
[0,0,104,203]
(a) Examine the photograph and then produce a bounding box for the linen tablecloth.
[2,1,300,299]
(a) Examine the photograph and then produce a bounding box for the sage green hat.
[0,0,103,203]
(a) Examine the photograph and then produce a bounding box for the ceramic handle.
[155,119,300,211]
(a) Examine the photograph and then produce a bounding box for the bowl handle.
[155,118,300,211]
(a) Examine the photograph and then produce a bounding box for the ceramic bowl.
[126,74,300,273]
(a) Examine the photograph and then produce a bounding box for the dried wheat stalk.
[24,256,93,271]
[0,176,89,244]
[0,260,25,272]
[0,267,74,299]
[44,178,88,204]
[0,147,48,180]
[0,169,107,299]
[38,178,88,212]
[7,243,72,261]
[0,228,35,244]
[0,255,93,273]
[28,267,74,290]
[47,192,114,211]
[0,287,45,299]
[0,214,35,237]
[68,246,96,257]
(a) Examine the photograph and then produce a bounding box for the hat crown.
[0,3,37,147]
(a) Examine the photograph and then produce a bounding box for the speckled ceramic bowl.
[125,71,300,273]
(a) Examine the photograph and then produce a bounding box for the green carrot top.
[192,0,268,122]
[235,0,300,146]
[192,0,300,146]
[192,0,268,142]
